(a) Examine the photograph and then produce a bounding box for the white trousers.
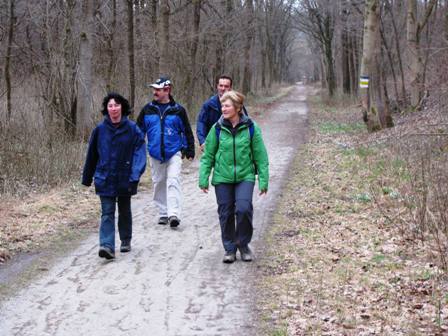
[150,152,183,219]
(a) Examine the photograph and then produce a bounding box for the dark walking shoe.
[98,246,115,260]
[239,245,253,262]
[222,251,236,263]
[158,216,169,225]
[120,241,131,253]
[169,216,180,228]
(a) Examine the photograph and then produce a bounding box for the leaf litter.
[256,93,448,335]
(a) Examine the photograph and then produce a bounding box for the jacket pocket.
[94,176,107,193]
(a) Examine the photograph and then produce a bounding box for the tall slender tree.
[4,0,15,122]
[127,0,136,109]
[242,0,255,95]
[159,0,170,75]
[407,0,437,109]
[77,0,95,137]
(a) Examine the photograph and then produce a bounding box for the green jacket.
[199,115,269,191]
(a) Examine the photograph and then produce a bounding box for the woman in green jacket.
[199,90,269,263]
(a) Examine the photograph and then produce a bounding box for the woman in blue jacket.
[82,93,146,260]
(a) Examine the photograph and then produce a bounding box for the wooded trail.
[0,84,308,336]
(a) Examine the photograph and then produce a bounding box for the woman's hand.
[259,189,267,196]
[201,187,209,193]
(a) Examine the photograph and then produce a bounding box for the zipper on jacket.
[159,104,175,162]
[233,133,237,182]
[160,114,165,161]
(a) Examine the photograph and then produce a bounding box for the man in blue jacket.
[196,75,248,151]
[137,77,195,228]
[196,75,232,151]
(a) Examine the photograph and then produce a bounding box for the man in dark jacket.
[137,77,195,228]
[196,75,248,151]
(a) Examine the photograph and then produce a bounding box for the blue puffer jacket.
[196,94,249,145]
[196,95,221,146]
[137,97,195,163]
[82,116,147,196]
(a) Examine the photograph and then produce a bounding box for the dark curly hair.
[101,92,131,116]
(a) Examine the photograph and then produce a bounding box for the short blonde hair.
[220,90,245,114]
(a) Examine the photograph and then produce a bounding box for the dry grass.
[0,184,99,263]
[257,91,448,335]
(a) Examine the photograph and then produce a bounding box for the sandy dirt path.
[0,84,308,336]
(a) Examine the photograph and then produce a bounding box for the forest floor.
[256,91,448,335]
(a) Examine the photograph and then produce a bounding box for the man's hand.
[201,187,208,193]
[200,144,205,152]
[259,189,267,196]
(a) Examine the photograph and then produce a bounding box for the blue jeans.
[214,181,254,253]
[99,196,132,250]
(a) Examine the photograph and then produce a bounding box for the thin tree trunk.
[77,0,95,137]
[62,0,77,135]
[342,30,350,94]
[106,0,117,92]
[324,40,336,97]
[134,0,143,84]
[407,0,437,109]
[379,20,399,106]
[261,48,267,89]
[159,0,170,75]
[242,0,254,95]
[150,0,159,77]
[388,1,407,107]
[4,0,15,122]
[185,0,201,111]
[127,0,135,109]
[348,33,358,96]
[445,3,448,40]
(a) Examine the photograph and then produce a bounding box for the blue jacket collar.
[104,115,128,128]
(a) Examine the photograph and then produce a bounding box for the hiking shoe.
[120,241,131,253]
[169,216,180,228]
[239,245,253,262]
[222,251,236,263]
[158,216,169,225]
[98,246,115,260]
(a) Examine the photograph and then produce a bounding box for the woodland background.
[0,1,447,257]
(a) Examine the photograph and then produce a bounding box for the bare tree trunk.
[265,0,275,87]
[185,0,201,111]
[360,0,382,132]
[127,0,135,109]
[387,1,407,107]
[77,0,95,137]
[407,0,437,109]
[159,0,170,75]
[4,0,15,122]
[379,19,399,105]
[62,0,77,136]
[348,33,358,96]
[150,0,159,77]
[242,0,254,95]
[323,39,336,97]
[106,0,117,92]
[134,0,143,84]
[261,48,267,89]
[342,30,350,94]
[445,3,448,40]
